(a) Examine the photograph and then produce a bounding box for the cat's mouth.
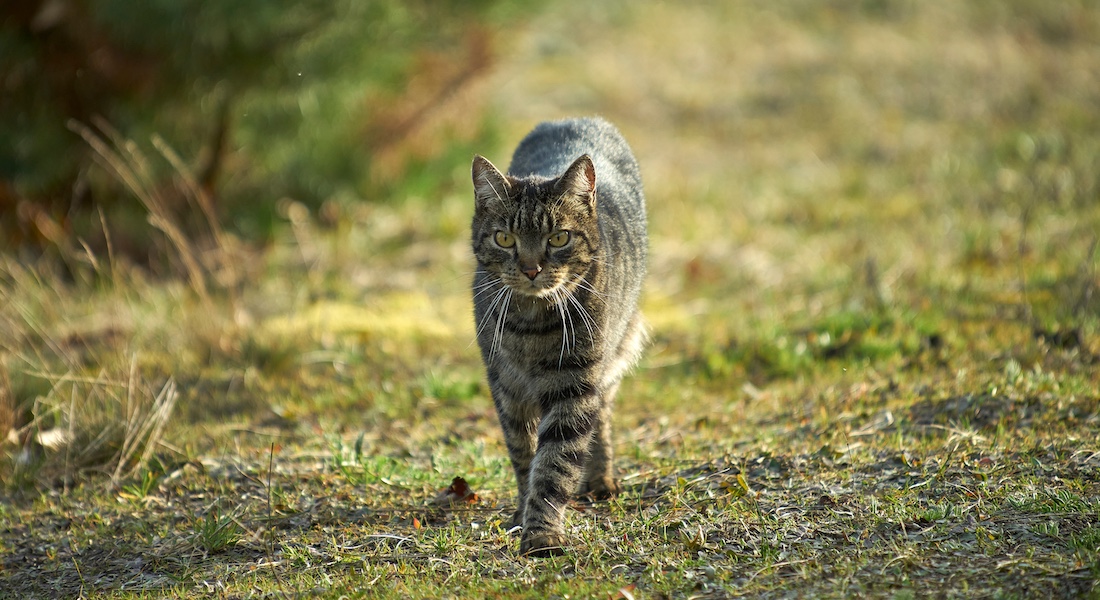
[508,272,567,298]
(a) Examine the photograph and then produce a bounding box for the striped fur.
[470,118,647,556]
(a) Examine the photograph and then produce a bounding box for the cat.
[470,117,648,556]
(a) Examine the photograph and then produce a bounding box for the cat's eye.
[547,230,571,248]
[494,231,516,248]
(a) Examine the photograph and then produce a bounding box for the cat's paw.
[508,509,524,530]
[520,532,568,557]
[579,475,622,500]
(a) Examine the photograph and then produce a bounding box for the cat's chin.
[520,285,556,299]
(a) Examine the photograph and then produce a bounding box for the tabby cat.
[470,117,647,556]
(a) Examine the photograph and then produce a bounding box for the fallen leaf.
[432,476,480,505]
[611,584,636,600]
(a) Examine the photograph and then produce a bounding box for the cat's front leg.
[490,376,538,529]
[520,390,600,556]
[580,382,622,499]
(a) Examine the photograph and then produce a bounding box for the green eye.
[548,230,570,248]
[494,231,515,248]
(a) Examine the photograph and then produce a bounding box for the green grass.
[2,0,1100,598]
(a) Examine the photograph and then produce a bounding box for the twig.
[748,558,814,582]
[266,442,292,600]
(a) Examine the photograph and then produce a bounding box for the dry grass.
[2,0,1100,598]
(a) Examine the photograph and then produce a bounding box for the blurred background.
[5,0,1096,257]
[5,0,1099,374]
[2,0,530,253]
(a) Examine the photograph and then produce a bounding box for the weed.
[119,469,162,507]
[191,505,244,554]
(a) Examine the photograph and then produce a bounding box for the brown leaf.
[611,584,636,600]
[431,476,480,506]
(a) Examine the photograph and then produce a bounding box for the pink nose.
[522,265,542,280]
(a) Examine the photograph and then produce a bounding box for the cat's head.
[471,154,600,298]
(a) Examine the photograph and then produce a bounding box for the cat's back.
[507,118,643,204]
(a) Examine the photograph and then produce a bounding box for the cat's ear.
[555,154,596,209]
[472,155,510,211]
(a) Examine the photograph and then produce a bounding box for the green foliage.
[419,370,482,406]
[1,0,531,245]
[119,469,162,506]
[1009,489,1097,514]
[694,309,914,383]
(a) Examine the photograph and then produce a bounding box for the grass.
[2,0,1100,598]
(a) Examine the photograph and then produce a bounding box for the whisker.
[552,287,577,369]
[553,289,568,368]
[571,274,608,302]
[473,275,501,290]
[566,296,578,354]
[473,286,509,346]
[565,286,600,339]
[490,289,512,364]
[473,278,504,300]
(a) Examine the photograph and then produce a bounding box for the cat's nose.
[521,265,542,280]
